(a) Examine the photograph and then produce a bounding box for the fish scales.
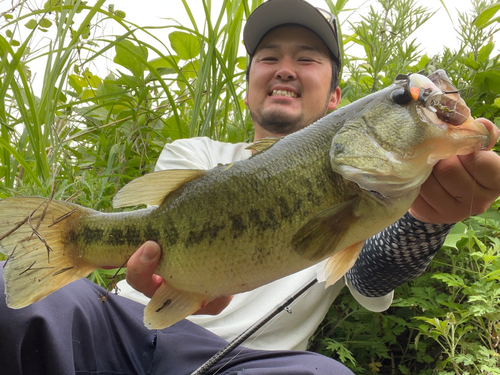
[148,128,350,295]
[0,70,491,329]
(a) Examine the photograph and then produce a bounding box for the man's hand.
[126,241,163,298]
[126,241,233,315]
[410,118,500,224]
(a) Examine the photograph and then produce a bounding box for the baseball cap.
[243,0,341,65]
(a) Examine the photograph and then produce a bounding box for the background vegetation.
[0,0,499,373]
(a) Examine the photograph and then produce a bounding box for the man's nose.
[275,59,297,80]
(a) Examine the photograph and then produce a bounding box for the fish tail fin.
[0,197,95,308]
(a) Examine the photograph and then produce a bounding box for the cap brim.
[243,0,339,60]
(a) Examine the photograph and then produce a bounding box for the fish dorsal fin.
[292,200,358,262]
[144,280,212,329]
[317,241,365,287]
[113,169,204,208]
[246,137,283,155]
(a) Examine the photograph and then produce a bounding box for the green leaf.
[24,19,38,30]
[84,69,102,88]
[68,74,88,93]
[113,39,148,80]
[114,10,126,19]
[112,72,140,89]
[478,41,494,64]
[148,56,180,69]
[473,2,500,28]
[145,68,176,83]
[162,115,189,141]
[169,31,201,60]
[324,340,357,365]
[81,89,97,100]
[432,273,466,288]
[43,0,60,9]
[443,222,468,249]
[182,60,199,80]
[412,54,430,72]
[398,365,410,375]
[474,70,500,94]
[236,56,247,71]
[39,18,53,28]
[463,57,481,70]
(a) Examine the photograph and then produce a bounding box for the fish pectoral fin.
[113,169,204,208]
[144,281,211,329]
[291,200,358,262]
[246,137,283,155]
[318,241,365,288]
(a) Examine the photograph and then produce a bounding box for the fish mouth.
[425,93,470,126]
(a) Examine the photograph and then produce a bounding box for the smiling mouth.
[270,90,299,98]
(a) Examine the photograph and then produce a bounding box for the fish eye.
[390,88,413,105]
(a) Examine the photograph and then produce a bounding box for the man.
[0,0,499,374]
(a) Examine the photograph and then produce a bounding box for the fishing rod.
[189,276,319,375]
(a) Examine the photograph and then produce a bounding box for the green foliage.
[0,0,499,372]
[311,213,500,374]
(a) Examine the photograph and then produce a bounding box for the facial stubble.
[250,98,331,135]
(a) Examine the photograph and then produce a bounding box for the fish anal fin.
[0,197,96,308]
[320,241,365,288]
[144,281,212,329]
[246,137,283,155]
[292,200,358,262]
[113,169,204,208]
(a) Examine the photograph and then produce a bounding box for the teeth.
[271,90,298,98]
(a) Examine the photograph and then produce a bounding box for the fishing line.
[189,277,319,375]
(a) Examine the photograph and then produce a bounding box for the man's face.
[246,25,340,138]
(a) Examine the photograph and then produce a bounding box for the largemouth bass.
[0,70,490,329]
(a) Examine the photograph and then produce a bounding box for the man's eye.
[262,56,278,61]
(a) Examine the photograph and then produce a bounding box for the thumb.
[126,241,163,298]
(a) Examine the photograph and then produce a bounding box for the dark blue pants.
[0,263,353,375]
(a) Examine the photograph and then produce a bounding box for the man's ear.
[328,86,341,111]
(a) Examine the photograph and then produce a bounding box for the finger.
[192,295,234,315]
[457,151,500,192]
[475,118,499,151]
[412,151,500,223]
[126,241,163,298]
[410,169,459,223]
[431,155,479,208]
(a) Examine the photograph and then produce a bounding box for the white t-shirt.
[117,137,393,351]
